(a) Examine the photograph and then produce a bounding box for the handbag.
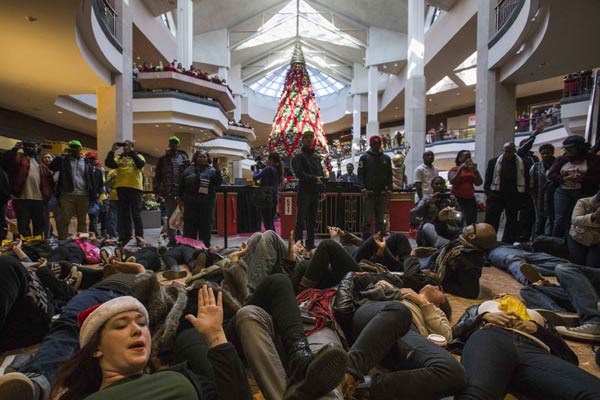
[253,186,276,208]
[169,205,184,230]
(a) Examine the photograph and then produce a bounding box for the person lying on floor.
[409,223,497,299]
[519,262,600,342]
[333,269,467,400]
[450,296,600,400]
[161,243,224,280]
[411,176,463,248]
[50,288,251,400]
[187,245,350,400]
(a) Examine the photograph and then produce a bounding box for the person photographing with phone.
[411,176,462,248]
[105,140,146,244]
[448,150,482,226]
[49,140,98,239]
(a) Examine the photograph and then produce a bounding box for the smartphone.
[116,142,126,147]
[79,232,90,239]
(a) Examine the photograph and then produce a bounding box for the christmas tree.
[268,43,329,157]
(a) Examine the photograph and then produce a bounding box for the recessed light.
[155,124,159,127]
[57,111,63,114]
[167,124,171,127]
[393,63,398,67]
[382,64,387,69]
[428,98,432,101]
[394,106,398,110]
[456,92,461,96]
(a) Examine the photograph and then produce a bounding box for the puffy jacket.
[181,165,222,197]
[449,305,578,364]
[292,147,324,193]
[357,150,393,194]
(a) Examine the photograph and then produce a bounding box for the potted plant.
[140,194,162,229]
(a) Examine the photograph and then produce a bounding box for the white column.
[474,0,516,166]
[218,67,229,82]
[233,94,242,121]
[177,0,193,68]
[404,0,426,183]
[352,94,361,162]
[366,66,379,140]
[232,160,243,179]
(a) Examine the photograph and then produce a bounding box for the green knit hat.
[168,136,180,144]
[68,140,82,148]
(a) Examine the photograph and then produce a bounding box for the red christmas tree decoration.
[268,43,329,157]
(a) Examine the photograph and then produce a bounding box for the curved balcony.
[226,124,256,142]
[138,71,236,111]
[200,136,251,160]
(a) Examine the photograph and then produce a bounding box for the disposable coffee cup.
[427,334,447,347]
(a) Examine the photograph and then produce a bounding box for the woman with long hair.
[448,150,483,225]
[181,150,222,246]
[253,152,284,231]
[50,288,250,400]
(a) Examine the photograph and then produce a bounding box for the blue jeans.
[489,246,568,284]
[519,284,574,313]
[568,235,600,267]
[555,263,600,325]
[457,326,600,400]
[106,200,119,239]
[294,191,320,249]
[552,187,583,238]
[19,287,126,389]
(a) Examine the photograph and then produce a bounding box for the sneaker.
[64,267,82,290]
[192,252,207,275]
[0,372,36,400]
[114,248,123,261]
[534,309,579,328]
[162,270,187,280]
[519,263,549,285]
[100,248,110,265]
[556,324,600,341]
[284,344,348,400]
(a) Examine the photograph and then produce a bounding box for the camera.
[116,142,126,147]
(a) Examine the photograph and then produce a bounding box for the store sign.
[285,197,293,215]
[468,115,476,126]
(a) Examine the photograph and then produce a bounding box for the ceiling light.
[155,124,159,127]
[456,92,461,96]
[393,63,398,68]
[383,65,387,69]
[394,106,398,110]
[57,111,63,114]
[428,98,432,101]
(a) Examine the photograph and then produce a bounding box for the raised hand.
[230,242,248,262]
[185,285,227,348]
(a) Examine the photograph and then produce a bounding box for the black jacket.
[181,165,222,198]
[48,155,99,200]
[357,150,393,194]
[292,147,324,193]
[450,305,578,365]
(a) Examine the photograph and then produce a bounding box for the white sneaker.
[0,372,35,400]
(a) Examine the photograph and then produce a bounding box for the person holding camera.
[358,135,393,239]
[4,141,55,237]
[105,140,146,243]
[448,150,482,226]
[48,140,98,239]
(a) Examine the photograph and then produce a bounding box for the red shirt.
[450,166,475,199]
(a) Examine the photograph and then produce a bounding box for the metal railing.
[495,0,523,31]
[585,70,600,145]
[564,71,595,98]
[96,0,117,37]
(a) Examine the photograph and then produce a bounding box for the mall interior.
[1,0,600,399]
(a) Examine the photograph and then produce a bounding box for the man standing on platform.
[413,150,439,200]
[154,136,188,246]
[292,130,324,250]
[339,163,359,184]
[358,135,393,239]
[105,140,146,243]
[49,140,97,239]
[4,141,54,237]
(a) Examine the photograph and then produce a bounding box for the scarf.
[296,288,337,336]
[433,235,481,281]
[490,154,525,193]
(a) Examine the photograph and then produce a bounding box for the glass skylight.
[237,0,360,50]
[455,68,477,86]
[249,65,346,98]
[426,76,459,95]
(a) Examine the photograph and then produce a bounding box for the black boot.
[284,339,348,400]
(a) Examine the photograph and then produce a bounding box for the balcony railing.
[563,71,595,98]
[95,0,117,37]
[495,0,523,31]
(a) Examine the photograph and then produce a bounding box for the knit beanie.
[369,135,381,145]
[78,296,148,348]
